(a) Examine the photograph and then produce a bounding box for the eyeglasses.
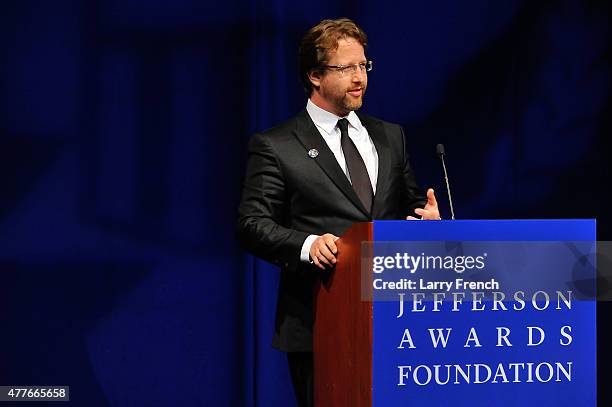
[321,60,373,77]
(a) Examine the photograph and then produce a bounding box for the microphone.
[436,144,455,220]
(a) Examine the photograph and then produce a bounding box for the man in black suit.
[237,18,440,406]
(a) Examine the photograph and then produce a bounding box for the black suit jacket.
[237,109,426,352]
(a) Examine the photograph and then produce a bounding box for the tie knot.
[337,118,349,134]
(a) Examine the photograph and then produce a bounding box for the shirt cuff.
[300,234,319,263]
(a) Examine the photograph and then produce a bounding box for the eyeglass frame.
[320,60,373,76]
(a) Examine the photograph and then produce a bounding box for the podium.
[313,220,596,406]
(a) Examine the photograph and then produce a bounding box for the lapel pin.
[308,148,319,158]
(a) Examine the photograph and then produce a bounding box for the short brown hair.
[298,18,368,95]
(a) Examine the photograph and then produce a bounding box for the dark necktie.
[337,118,373,213]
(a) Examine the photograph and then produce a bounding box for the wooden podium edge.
[314,222,373,406]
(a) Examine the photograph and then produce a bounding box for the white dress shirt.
[300,99,379,262]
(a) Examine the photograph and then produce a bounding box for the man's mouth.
[347,88,362,97]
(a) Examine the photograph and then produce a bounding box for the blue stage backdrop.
[0,1,610,405]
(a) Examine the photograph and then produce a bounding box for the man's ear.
[308,70,322,90]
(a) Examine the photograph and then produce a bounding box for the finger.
[416,208,437,219]
[311,255,324,270]
[310,254,321,268]
[427,188,438,206]
[318,245,336,264]
[324,235,338,255]
[317,252,332,267]
[422,209,441,220]
[406,216,419,220]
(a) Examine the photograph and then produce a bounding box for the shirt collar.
[306,99,363,135]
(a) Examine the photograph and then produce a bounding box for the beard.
[337,84,366,113]
[341,93,364,112]
[313,77,368,116]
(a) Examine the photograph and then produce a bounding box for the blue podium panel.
[371,220,596,407]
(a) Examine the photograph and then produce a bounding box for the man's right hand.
[309,233,340,270]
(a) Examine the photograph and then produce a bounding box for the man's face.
[309,37,368,117]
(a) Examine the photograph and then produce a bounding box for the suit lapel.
[358,113,390,218]
[293,109,370,217]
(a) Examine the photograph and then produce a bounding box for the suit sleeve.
[399,125,427,217]
[237,132,309,268]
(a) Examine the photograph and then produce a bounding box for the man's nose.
[352,67,365,81]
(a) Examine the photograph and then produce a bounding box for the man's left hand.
[407,188,441,220]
